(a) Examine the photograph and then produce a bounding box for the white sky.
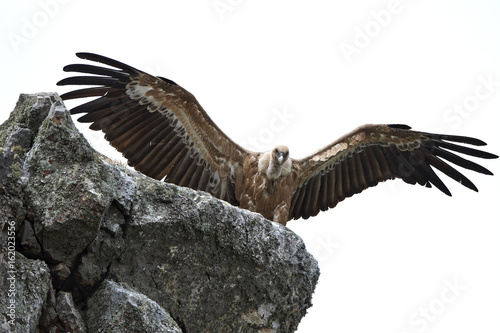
[2,1,499,332]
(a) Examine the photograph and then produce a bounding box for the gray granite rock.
[87,280,182,333]
[0,93,320,332]
[0,251,51,333]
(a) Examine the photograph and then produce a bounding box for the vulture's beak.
[278,152,284,164]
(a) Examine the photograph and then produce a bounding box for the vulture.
[57,53,498,225]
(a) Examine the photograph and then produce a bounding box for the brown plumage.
[57,53,498,225]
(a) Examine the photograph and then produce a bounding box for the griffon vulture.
[57,53,498,225]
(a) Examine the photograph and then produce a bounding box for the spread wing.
[57,52,249,204]
[289,124,497,220]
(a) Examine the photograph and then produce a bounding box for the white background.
[1,1,499,332]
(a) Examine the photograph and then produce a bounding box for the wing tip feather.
[388,124,412,130]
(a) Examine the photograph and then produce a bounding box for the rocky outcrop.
[87,280,182,333]
[0,93,319,332]
[0,251,51,332]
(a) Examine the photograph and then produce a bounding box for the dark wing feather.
[57,52,249,204]
[289,124,497,220]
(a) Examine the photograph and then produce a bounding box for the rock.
[50,263,72,290]
[0,250,51,333]
[0,94,55,225]
[87,280,182,333]
[23,98,108,265]
[0,93,320,332]
[38,284,60,333]
[56,291,87,332]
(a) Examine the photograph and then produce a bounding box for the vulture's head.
[258,145,292,180]
[273,145,289,165]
